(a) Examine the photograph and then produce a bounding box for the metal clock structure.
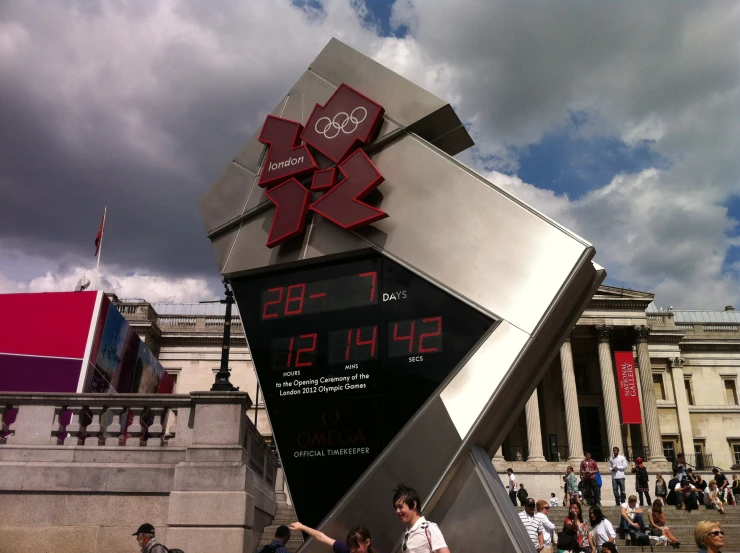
[199,38,604,553]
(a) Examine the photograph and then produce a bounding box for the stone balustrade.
[0,391,280,553]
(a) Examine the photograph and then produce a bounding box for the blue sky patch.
[517,115,669,199]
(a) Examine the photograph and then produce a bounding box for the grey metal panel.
[353,134,590,334]
[440,321,530,440]
[198,163,256,234]
[211,225,239,273]
[279,70,337,126]
[309,39,471,153]
[221,210,303,276]
[429,447,535,553]
[234,95,288,173]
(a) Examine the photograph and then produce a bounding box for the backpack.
[258,544,282,553]
[629,530,650,546]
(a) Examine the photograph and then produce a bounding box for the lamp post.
[201,278,239,392]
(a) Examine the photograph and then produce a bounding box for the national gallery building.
[113,285,740,497]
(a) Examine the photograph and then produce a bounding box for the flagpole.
[94,206,107,291]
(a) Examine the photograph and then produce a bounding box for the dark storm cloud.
[0,0,367,279]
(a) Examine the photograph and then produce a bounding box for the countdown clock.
[232,251,496,528]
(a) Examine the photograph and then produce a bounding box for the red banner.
[614,351,642,424]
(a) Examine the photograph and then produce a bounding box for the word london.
[268,156,306,172]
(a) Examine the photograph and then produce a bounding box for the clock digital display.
[231,252,496,529]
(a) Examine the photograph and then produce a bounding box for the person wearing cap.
[518,498,544,551]
[632,458,651,506]
[132,523,168,553]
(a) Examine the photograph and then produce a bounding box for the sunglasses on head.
[708,531,724,537]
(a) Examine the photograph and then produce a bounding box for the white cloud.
[0,263,217,303]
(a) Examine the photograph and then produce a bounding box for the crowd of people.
[127,452,738,553]
[505,447,738,553]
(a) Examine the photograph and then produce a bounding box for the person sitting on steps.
[648,499,680,548]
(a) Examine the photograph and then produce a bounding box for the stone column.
[634,326,664,461]
[670,357,694,454]
[493,446,505,462]
[525,389,546,463]
[596,326,624,453]
[560,337,584,462]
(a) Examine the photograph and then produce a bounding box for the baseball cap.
[133,523,156,536]
[525,498,536,507]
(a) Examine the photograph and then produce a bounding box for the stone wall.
[0,391,278,553]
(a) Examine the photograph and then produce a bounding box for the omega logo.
[296,406,367,448]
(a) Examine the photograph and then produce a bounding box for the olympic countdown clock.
[200,38,603,553]
[233,253,495,527]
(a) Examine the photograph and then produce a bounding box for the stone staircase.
[258,503,304,553]
[527,504,739,553]
[258,502,738,552]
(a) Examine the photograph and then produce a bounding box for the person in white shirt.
[589,505,616,552]
[535,500,556,553]
[618,495,647,534]
[549,493,559,507]
[393,483,450,553]
[506,468,518,506]
[609,446,628,506]
[518,498,544,551]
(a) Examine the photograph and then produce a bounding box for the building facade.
[113,286,740,495]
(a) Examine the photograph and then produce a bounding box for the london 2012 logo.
[257,84,387,248]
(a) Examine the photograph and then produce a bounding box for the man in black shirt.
[713,467,730,502]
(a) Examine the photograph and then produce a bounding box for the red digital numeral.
[393,320,416,354]
[358,271,377,302]
[262,287,283,319]
[356,326,377,358]
[286,333,317,368]
[345,329,353,361]
[418,316,442,353]
[296,333,317,367]
[284,283,306,316]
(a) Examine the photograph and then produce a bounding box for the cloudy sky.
[1,0,738,309]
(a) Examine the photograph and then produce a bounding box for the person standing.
[609,447,628,506]
[632,458,651,506]
[535,500,556,553]
[731,474,739,505]
[712,468,730,504]
[564,466,579,505]
[518,483,529,506]
[393,483,450,553]
[132,523,169,553]
[258,525,292,553]
[694,521,724,553]
[672,453,687,482]
[507,468,518,506]
[518,498,544,552]
[655,474,668,504]
[550,493,559,507]
[580,452,601,506]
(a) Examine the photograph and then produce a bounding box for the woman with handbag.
[632,458,652,506]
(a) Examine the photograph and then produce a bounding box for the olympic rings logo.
[314,107,367,139]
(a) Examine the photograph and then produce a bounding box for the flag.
[94,212,105,256]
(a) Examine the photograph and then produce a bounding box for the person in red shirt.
[580,452,601,506]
